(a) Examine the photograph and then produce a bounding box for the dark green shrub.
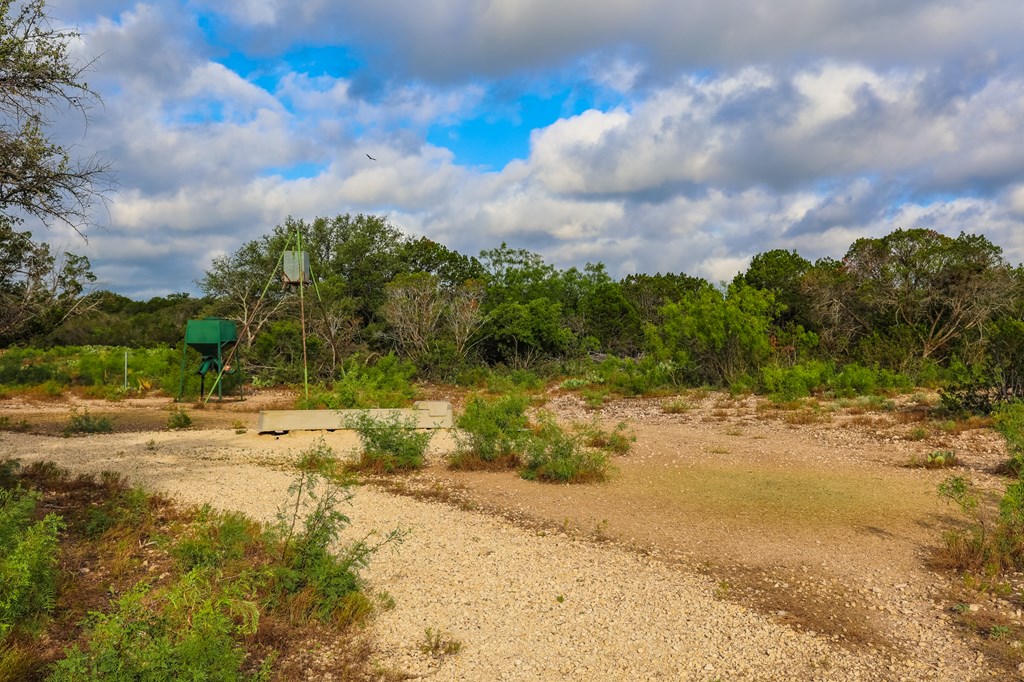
[450,393,530,469]
[520,416,610,484]
[345,412,432,473]
[167,408,192,430]
[62,409,113,436]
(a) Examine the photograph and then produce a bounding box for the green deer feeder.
[178,317,238,401]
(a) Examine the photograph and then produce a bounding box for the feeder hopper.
[282,251,311,285]
[178,318,238,400]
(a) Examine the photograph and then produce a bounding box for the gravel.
[0,412,1001,681]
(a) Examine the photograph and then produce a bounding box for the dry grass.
[661,399,693,414]
[448,451,521,471]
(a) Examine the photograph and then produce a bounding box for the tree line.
[9,213,1023,405]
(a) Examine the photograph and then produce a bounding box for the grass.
[661,398,692,414]
[576,421,635,456]
[0,416,30,432]
[419,628,462,658]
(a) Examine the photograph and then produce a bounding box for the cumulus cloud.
[23,0,1024,299]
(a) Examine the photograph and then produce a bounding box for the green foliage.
[450,393,530,469]
[579,282,643,356]
[47,581,260,682]
[648,283,778,387]
[274,444,403,624]
[0,487,63,643]
[167,408,192,430]
[173,507,259,572]
[419,628,462,658]
[481,298,575,368]
[760,361,831,401]
[520,416,610,484]
[918,450,959,469]
[994,402,1024,475]
[300,355,416,409]
[0,345,187,396]
[577,421,635,456]
[345,411,432,473]
[62,408,113,436]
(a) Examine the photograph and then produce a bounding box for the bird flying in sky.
[366,154,377,161]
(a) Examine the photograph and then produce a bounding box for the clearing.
[0,389,1015,680]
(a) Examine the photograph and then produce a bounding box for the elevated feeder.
[178,317,238,401]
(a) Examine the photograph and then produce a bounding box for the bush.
[0,488,63,643]
[577,421,635,456]
[167,408,192,430]
[520,416,610,484]
[274,444,403,624]
[345,412,432,473]
[450,393,530,470]
[47,582,260,682]
[299,355,416,410]
[62,408,113,436]
[760,361,831,401]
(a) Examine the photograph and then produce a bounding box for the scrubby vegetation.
[4,218,1020,414]
[448,393,622,484]
[0,444,399,680]
[936,403,1024,575]
[345,412,433,473]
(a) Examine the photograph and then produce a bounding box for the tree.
[1,0,110,233]
[805,229,1017,363]
[381,272,446,359]
[620,272,711,324]
[0,216,95,345]
[647,283,778,386]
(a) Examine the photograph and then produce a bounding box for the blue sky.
[33,0,1024,298]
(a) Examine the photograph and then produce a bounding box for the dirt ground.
[1,387,1020,679]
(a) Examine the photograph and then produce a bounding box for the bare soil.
[1,387,1019,680]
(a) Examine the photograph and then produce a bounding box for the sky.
[30,0,1024,299]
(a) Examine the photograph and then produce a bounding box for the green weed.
[419,628,462,658]
[661,398,692,414]
[62,408,113,436]
[520,416,610,484]
[0,416,29,433]
[167,408,192,430]
[450,393,530,470]
[577,420,635,456]
[345,412,432,473]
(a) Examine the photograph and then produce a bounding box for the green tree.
[579,281,642,356]
[481,298,574,368]
[0,217,95,345]
[1,0,110,232]
[620,272,711,324]
[806,229,1017,363]
[648,283,778,386]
